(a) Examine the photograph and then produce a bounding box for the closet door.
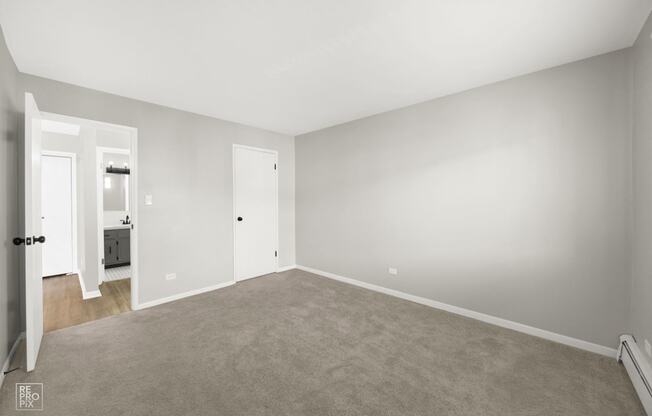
[41,155,74,276]
[233,145,278,281]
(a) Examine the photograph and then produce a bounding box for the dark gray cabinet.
[104,238,117,265]
[104,228,130,268]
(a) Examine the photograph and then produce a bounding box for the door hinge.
[275,250,277,257]
[101,258,105,265]
[274,163,276,170]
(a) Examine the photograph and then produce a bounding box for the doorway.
[97,147,132,286]
[21,92,139,370]
[233,144,279,282]
[41,152,76,277]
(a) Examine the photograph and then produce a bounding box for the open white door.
[233,145,278,281]
[24,93,44,371]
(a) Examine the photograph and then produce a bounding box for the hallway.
[43,274,131,332]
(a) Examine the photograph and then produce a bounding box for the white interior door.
[233,145,278,281]
[24,93,44,371]
[41,155,74,277]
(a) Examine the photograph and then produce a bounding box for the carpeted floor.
[0,269,644,415]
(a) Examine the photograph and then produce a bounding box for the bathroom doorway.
[97,147,132,286]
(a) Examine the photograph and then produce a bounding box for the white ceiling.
[1,1,650,135]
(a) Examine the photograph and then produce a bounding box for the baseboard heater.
[618,335,652,414]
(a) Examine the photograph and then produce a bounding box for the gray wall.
[296,50,632,348]
[20,75,296,305]
[0,28,21,371]
[631,12,652,362]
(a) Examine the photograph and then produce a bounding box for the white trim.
[232,144,279,282]
[232,144,278,154]
[41,151,78,275]
[277,264,297,272]
[129,130,139,310]
[41,119,80,136]
[296,265,618,358]
[96,147,103,284]
[78,272,101,299]
[618,335,652,414]
[133,281,235,310]
[97,147,130,155]
[0,332,25,389]
[41,112,137,136]
[41,112,140,310]
[232,146,236,284]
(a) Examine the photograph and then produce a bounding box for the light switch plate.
[145,194,153,205]
[388,267,398,275]
[165,273,176,281]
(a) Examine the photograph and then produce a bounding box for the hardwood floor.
[43,274,131,333]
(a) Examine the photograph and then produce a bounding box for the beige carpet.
[0,269,644,415]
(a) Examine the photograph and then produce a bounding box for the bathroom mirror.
[103,172,129,211]
[103,152,130,212]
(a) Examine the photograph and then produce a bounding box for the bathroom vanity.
[104,226,130,268]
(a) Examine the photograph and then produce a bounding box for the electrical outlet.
[388,267,398,275]
[165,273,176,281]
[645,339,652,358]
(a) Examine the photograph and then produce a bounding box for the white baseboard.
[78,272,102,300]
[1,332,25,389]
[296,265,617,358]
[133,281,235,310]
[277,264,297,272]
[618,335,652,414]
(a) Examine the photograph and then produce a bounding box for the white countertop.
[104,225,131,230]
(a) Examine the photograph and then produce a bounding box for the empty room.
[1,1,651,415]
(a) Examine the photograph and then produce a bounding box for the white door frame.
[96,146,131,285]
[41,151,78,276]
[41,111,140,310]
[232,144,279,282]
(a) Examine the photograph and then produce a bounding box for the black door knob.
[13,237,25,246]
[237,217,243,222]
[33,236,46,244]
